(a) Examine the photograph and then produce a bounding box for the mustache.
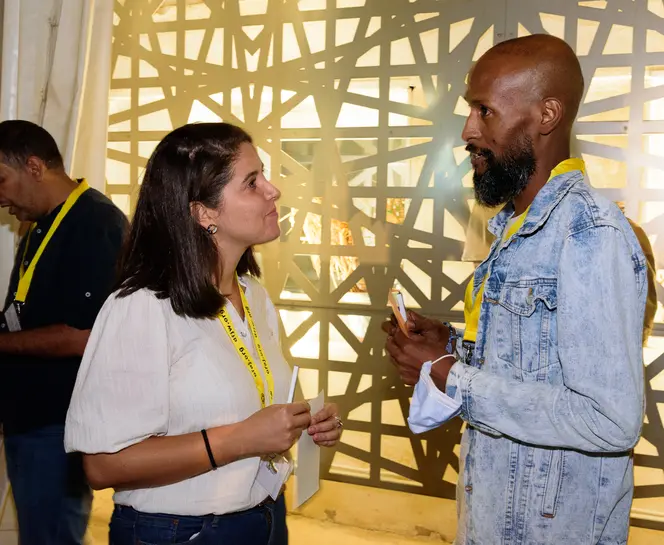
[465,144,492,157]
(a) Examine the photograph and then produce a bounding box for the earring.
[206,224,218,235]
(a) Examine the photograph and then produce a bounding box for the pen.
[287,365,299,403]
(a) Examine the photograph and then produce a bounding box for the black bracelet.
[201,429,218,470]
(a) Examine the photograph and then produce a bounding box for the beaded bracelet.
[443,322,458,355]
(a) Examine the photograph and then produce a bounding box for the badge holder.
[255,366,299,500]
[256,454,293,500]
[1,302,22,333]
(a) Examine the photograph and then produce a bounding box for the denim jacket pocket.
[541,449,565,518]
[496,280,558,374]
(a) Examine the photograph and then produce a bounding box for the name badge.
[255,454,292,500]
[4,303,21,333]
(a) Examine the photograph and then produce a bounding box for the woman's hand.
[307,403,343,447]
[237,402,311,457]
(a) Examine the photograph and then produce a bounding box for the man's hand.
[0,324,90,358]
[383,312,455,389]
[382,311,453,345]
[61,325,91,356]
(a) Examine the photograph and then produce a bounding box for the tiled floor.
[85,512,449,545]
[85,513,664,545]
[0,489,662,545]
[81,490,663,545]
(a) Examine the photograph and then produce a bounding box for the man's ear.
[190,201,218,231]
[540,97,564,136]
[25,156,47,181]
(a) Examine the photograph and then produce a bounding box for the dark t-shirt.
[1,185,127,434]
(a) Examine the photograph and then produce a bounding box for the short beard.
[467,134,537,208]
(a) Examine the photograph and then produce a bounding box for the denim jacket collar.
[487,169,585,237]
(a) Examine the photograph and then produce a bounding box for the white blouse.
[64,276,292,516]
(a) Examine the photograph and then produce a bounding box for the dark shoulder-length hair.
[116,122,261,318]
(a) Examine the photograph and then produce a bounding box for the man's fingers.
[388,335,425,370]
[406,310,426,326]
[406,311,445,337]
[392,327,422,350]
[386,335,405,361]
[381,319,396,335]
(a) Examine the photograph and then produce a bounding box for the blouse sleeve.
[64,289,170,454]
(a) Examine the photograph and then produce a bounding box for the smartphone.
[388,289,409,336]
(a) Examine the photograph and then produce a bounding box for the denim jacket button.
[465,485,473,493]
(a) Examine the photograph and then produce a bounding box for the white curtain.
[0,0,114,531]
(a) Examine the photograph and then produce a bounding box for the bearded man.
[384,34,646,544]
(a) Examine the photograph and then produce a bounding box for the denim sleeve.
[450,225,646,452]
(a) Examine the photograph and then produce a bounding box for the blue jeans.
[109,495,288,545]
[4,424,92,545]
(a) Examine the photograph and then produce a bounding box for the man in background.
[0,120,127,545]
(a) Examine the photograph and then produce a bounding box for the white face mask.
[407,359,462,434]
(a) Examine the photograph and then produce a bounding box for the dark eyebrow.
[464,95,492,109]
[241,162,265,184]
[464,93,481,106]
[242,170,259,184]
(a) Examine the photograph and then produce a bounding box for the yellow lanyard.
[16,179,90,304]
[463,207,530,343]
[218,277,274,408]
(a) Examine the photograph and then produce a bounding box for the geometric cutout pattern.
[107,0,663,528]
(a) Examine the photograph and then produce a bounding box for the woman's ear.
[190,201,218,231]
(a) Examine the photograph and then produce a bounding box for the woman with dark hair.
[64,122,343,544]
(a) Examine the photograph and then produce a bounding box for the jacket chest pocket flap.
[498,281,558,317]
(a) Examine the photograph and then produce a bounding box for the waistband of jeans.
[114,493,283,524]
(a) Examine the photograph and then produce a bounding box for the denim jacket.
[445,170,647,545]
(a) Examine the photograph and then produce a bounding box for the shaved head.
[462,34,585,208]
[482,34,585,127]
